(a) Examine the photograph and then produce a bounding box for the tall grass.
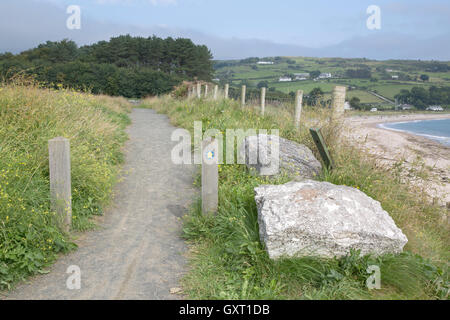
[142,95,448,300]
[0,81,131,289]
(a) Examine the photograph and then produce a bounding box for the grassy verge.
[0,81,131,290]
[141,95,448,300]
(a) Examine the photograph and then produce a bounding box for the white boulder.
[255,180,408,259]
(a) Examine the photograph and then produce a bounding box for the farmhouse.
[318,73,332,79]
[257,61,274,65]
[391,75,399,79]
[398,104,414,110]
[294,73,310,81]
[427,105,444,111]
[279,76,292,82]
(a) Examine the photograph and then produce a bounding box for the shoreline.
[345,113,450,206]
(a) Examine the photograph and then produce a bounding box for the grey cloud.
[0,0,449,61]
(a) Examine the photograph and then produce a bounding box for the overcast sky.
[1,0,450,60]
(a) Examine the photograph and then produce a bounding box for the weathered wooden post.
[294,90,303,129]
[241,85,246,107]
[260,87,266,116]
[224,84,229,99]
[204,84,209,98]
[332,86,346,116]
[197,82,201,99]
[49,137,72,231]
[310,128,333,170]
[213,85,218,100]
[202,137,218,214]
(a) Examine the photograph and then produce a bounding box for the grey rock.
[239,134,322,179]
[255,180,408,259]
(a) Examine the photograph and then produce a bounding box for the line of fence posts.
[197,84,346,214]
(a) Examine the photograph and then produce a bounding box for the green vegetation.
[214,56,450,109]
[395,86,450,109]
[0,35,214,98]
[141,93,449,300]
[0,79,131,289]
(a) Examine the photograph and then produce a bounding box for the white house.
[344,101,352,110]
[294,73,310,81]
[279,77,292,82]
[427,105,444,111]
[318,73,332,79]
[391,75,399,80]
[257,61,274,65]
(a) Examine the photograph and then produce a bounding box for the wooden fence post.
[241,85,246,107]
[224,84,229,99]
[260,87,266,116]
[213,85,218,100]
[202,137,218,214]
[332,86,346,116]
[294,90,303,129]
[49,137,72,231]
[309,128,333,170]
[204,84,209,98]
[197,83,201,99]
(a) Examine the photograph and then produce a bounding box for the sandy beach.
[344,113,450,206]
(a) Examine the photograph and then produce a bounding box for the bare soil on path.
[4,109,196,300]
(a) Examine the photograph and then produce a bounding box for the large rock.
[239,134,322,179]
[255,180,408,259]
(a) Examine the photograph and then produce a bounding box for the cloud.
[1,0,449,61]
[95,0,177,5]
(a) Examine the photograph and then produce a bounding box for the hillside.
[214,57,450,109]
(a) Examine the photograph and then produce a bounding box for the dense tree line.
[345,68,372,79]
[395,86,450,109]
[0,35,214,97]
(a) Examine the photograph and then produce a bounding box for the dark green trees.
[0,35,214,98]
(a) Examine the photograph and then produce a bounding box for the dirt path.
[4,109,196,300]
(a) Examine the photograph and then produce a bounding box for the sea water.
[378,118,450,147]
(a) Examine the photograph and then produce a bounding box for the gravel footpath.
[4,109,196,300]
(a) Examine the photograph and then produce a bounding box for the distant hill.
[214,56,450,109]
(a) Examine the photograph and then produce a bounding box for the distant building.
[279,77,292,82]
[294,73,310,81]
[391,75,399,79]
[257,61,274,65]
[370,108,378,112]
[318,73,332,79]
[344,101,352,110]
[398,104,414,110]
[427,105,444,111]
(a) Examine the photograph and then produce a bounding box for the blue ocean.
[379,118,450,147]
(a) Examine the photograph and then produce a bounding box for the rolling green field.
[215,57,450,105]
